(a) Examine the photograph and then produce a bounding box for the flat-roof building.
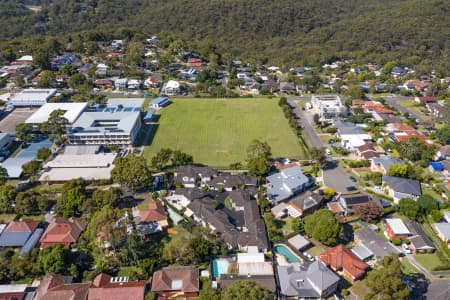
[25,102,87,125]
[68,111,141,145]
[150,96,170,108]
[8,89,57,107]
[311,94,347,121]
[40,153,117,182]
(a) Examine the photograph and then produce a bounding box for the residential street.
[287,96,356,193]
[383,95,424,123]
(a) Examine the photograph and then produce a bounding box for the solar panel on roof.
[123,107,132,112]
[133,107,141,112]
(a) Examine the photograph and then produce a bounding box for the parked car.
[402,243,412,254]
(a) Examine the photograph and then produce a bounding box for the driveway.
[322,160,357,193]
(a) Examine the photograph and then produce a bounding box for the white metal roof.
[25,102,88,124]
[9,89,57,102]
[40,166,114,182]
[44,153,116,168]
[237,252,265,263]
[385,218,411,235]
[0,283,28,293]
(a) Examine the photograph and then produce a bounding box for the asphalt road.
[287,96,356,193]
[287,97,323,148]
[384,95,424,123]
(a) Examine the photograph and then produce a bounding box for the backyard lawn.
[396,99,431,122]
[143,97,309,167]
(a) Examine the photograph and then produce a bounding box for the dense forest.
[0,0,449,68]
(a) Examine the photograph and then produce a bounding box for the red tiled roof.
[40,217,87,248]
[140,201,167,223]
[41,283,90,300]
[357,144,375,153]
[5,219,39,233]
[417,96,436,103]
[88,273,147,300]
[320,244,368,280]
[151,267,199,293]
[327,202,344,214]
[361,151,379,159]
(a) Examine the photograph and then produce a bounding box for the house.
[0,219,43,255]
[88,273,148,300]
[144,75,160,88]
[354,227,401,258]
[8,89,57,107]
[333,193,382,217]
[432,223,450,248]
[266,166,312,203]
[95,64,108,75]
[34,273,90,300]
[414,96,436,104]
[311,95,347,121]
[356,144,379,160]
[68,111,141,146]
[173,165,218,188]
[405,220,435,253]
[219,248,276,292]
[187,190,268,251]
[127,79,141,90]
[161,80,180,96]
[151,267,199,298]
[0,284,29,300]
[208,173,257,191]
[165,188,210,209]
[426,102,447,119]
[288,234,311,251]
[25,102,88,126]
[320,244,369,282]
[286,191,324,218]
[149,96,170,109]
[334,120,372,150]
[370,156,403,175]
[135,201,168,235]
[391,67,407,77]
[40,217,87,248]
[94,79,114,89]
[114,78,128,89]
[437,145,450,160]
[382,175,422,203]
[271,202,288,219]
[277,261,340,299]
[385,218,412,240]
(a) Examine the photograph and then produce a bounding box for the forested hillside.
[1,0,449,67]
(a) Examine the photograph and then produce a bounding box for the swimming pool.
[273,244,302,263]
[211,259,230,278]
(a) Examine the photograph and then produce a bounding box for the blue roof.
[0,232,31,247]
[16,138,52,159]
[143,109,155,121]
[150,96,170,107]
[429,162,444,170]
[20,228,44,255]
[107,99,144,109]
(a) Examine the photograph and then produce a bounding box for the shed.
[351,245,374,261]
[288,234,311,251]
[150,96,170,108]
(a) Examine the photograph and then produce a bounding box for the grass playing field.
[143,97,308,168]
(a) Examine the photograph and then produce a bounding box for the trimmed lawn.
[0,214,16,223]
[143,98,309,168]
[400,258,420,275]
[415,254,448,271]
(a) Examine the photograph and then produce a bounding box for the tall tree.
[15,124,34,143]
[310,147,327,169]
[247,140,271,160]
[0,184,17,213]
[304,209,343,246]
[38,244,72,274]
[39,109,68,141]
[221,280,270,300]
[354,202,384,223]
[0,166,8,185]
[151,148,173,170]
[398,198,420,219]
[366,255,409,300]
[111,155,152,191]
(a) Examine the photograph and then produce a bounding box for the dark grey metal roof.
[382,175,422,196]
[19,228,44,255]
[0,232,31,247]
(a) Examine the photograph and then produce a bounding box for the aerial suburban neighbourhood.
[0,1,449,300]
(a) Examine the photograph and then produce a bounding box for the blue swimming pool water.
[274,244,302,263]
[212,259,230,278]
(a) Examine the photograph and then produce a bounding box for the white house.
[162,80,180,96]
